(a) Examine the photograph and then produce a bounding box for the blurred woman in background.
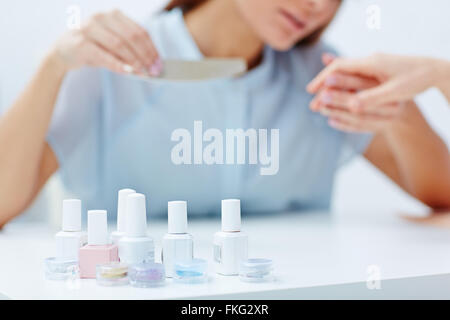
[0,0,449,227]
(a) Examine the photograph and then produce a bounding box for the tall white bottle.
[110,188,136,245]
[213,199,248,275]
[55,199,87,261]
[118,193,154,264]
[162,201,194,278]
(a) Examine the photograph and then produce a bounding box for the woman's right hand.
[51,9,162,76]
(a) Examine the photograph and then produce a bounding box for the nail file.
[134,58,247,82]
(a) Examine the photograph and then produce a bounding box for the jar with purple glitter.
[128,262,165,287]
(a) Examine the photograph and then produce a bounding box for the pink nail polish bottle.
[79,210,119,279]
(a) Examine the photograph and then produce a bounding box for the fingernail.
[321,107,331,116]
[321,92,333,104]
[149,58,163,77]
[328,118,340,128]
[325,76,337,86]
[155,57,163,68]
[123,64,134,73]
[149,65,160,77]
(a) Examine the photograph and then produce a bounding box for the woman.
[0,0,449,227]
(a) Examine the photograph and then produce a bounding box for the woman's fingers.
[320,100,404,117]
[115,11,160,63]
[83,41,130,74]
[307,57,378,93]
[53,10,162,74]
[323,73,379,91]
[83,19,141,70]
[309,96,322,111]
[351,76,414,112]
[323,107,387,133]
[318,104,402,133]
[318,89,353,109]
[309,71,379,112]
[315,88,406,117]
[101,10,161,74]
[328,117,376,133]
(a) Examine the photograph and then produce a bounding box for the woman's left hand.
[309,54,407,133]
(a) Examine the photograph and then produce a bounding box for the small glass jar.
[239,258,274,283]
[174,258,208,284]
[44,257,79,281]
[128,263,165,288]
[96,262,129,286]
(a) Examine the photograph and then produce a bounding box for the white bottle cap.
[126,193,148,237]
[168,201,188,234]
[62,199,81,232]
[87,210,108,245]
[221,199,241,232]
[117,189,136,233]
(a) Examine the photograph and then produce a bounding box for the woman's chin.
[266,39,296,52]
[261,30,300,52]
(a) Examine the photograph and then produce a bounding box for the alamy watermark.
[171,121,279,176]
[366,4,381,31]
[366,264,382,290]
[66,5,82,30]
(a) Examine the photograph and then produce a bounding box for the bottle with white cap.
[110,188,136,245]
[162,201,194,278]
[213,199,248,275]
[118,193,154,264]
[55,199,87,261]
[79,210,119,278]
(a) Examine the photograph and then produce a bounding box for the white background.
[0,0,449,224]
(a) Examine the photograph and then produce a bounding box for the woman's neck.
[184,0,264,68]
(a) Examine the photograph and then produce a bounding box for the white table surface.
[2,210,450,300]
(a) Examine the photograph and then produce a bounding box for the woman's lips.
[278,8,306,31]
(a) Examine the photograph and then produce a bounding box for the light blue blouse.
[47,9,371,218]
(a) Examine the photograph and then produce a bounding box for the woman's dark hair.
[164,0,340,46]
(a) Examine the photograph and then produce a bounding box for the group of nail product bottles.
[46,192,272,285]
